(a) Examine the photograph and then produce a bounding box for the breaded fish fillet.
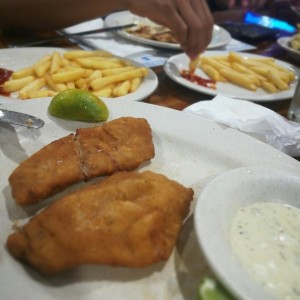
[9,117,155,206]
[6,171,194,275]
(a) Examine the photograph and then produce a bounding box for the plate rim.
[164,50,299,102]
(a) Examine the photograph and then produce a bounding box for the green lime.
[48,89,109,122]
[197,277,234,300]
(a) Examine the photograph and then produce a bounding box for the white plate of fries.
[0,47,158,101]
[164,51,299,102]
[104,11,231,50]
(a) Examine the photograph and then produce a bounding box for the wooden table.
[0,30,299,117]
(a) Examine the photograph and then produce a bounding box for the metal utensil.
[11,23,137,47]
[0,109,45,128]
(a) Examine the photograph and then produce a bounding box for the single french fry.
[208,55,228,61]
[112,82,122,97]
[75,78,88,89]
[12,67,34,79]
[248,66,269,77]
[63,50,113,60]
[130,77,142,92]
[266,70,289,90]
[200,57,231,72]
[45,74,66,92]
[92,88,113,98]
[189,55,201,74]
[261,81,278,93]
[50,51,62,74]
[19,78,46,99]
[86,70,102,83]
[34,60,51,77]
[2,76,35,93]
[66,82,76,89]
[115,80,131,97]
[51,68,87,83]
[219,68,257,91]
[90,67,148,90]
[27,90,57,99]
[250,57,275,63]
[199,63,223,81]
[228,52,244,63]
[101,66,135,77]
[231,62,266,82]
[76,57,124,70]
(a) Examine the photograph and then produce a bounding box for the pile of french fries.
[197,51,296,93]
[1,50,148,100]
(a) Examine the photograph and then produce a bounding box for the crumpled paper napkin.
[184,95,300,157]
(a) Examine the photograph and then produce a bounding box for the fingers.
[175,0,214,58]
[127,0,214,59]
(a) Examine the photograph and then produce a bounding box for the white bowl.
[194,166,300,300]
[277,36,300,61]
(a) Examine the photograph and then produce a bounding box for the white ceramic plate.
[164,51,299,102]
[104,10,231,50]
[1,99,299,300]
[194,166,300,300]
[0,47,158,102]
[277,36,300,61]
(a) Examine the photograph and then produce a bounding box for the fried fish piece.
[9,117,155,206]
[6,171,194,275]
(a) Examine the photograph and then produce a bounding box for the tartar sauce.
[230,202,300,300]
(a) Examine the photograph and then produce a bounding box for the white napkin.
[184,95,300,157]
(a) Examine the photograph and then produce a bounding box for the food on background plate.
[126,23,177,44]
[9,117,155,206]
[290,29,300,51]
[186,51,296,93]
[6,170,194,275]
[48,89,109,122]
[0,50,148,100]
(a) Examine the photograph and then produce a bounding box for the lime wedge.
[197,277,234,300]
[48,89,109,122]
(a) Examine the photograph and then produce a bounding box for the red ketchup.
[180,69,216,89]
[0,68,13,96]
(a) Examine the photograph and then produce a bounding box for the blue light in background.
[244,12,296,33]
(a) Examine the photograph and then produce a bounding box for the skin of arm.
[0,0,214,59]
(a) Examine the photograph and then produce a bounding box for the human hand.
[126,0,214,59]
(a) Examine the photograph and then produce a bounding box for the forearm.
[0,0,127,32]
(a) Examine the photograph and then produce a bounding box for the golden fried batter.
[9,117,155,206]
[7,171,194,275]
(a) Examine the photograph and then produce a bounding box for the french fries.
[1,50,148,100]
[189,54,201,74]
[198,51,296,93]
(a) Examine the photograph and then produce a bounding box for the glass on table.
[288,80,300,122]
